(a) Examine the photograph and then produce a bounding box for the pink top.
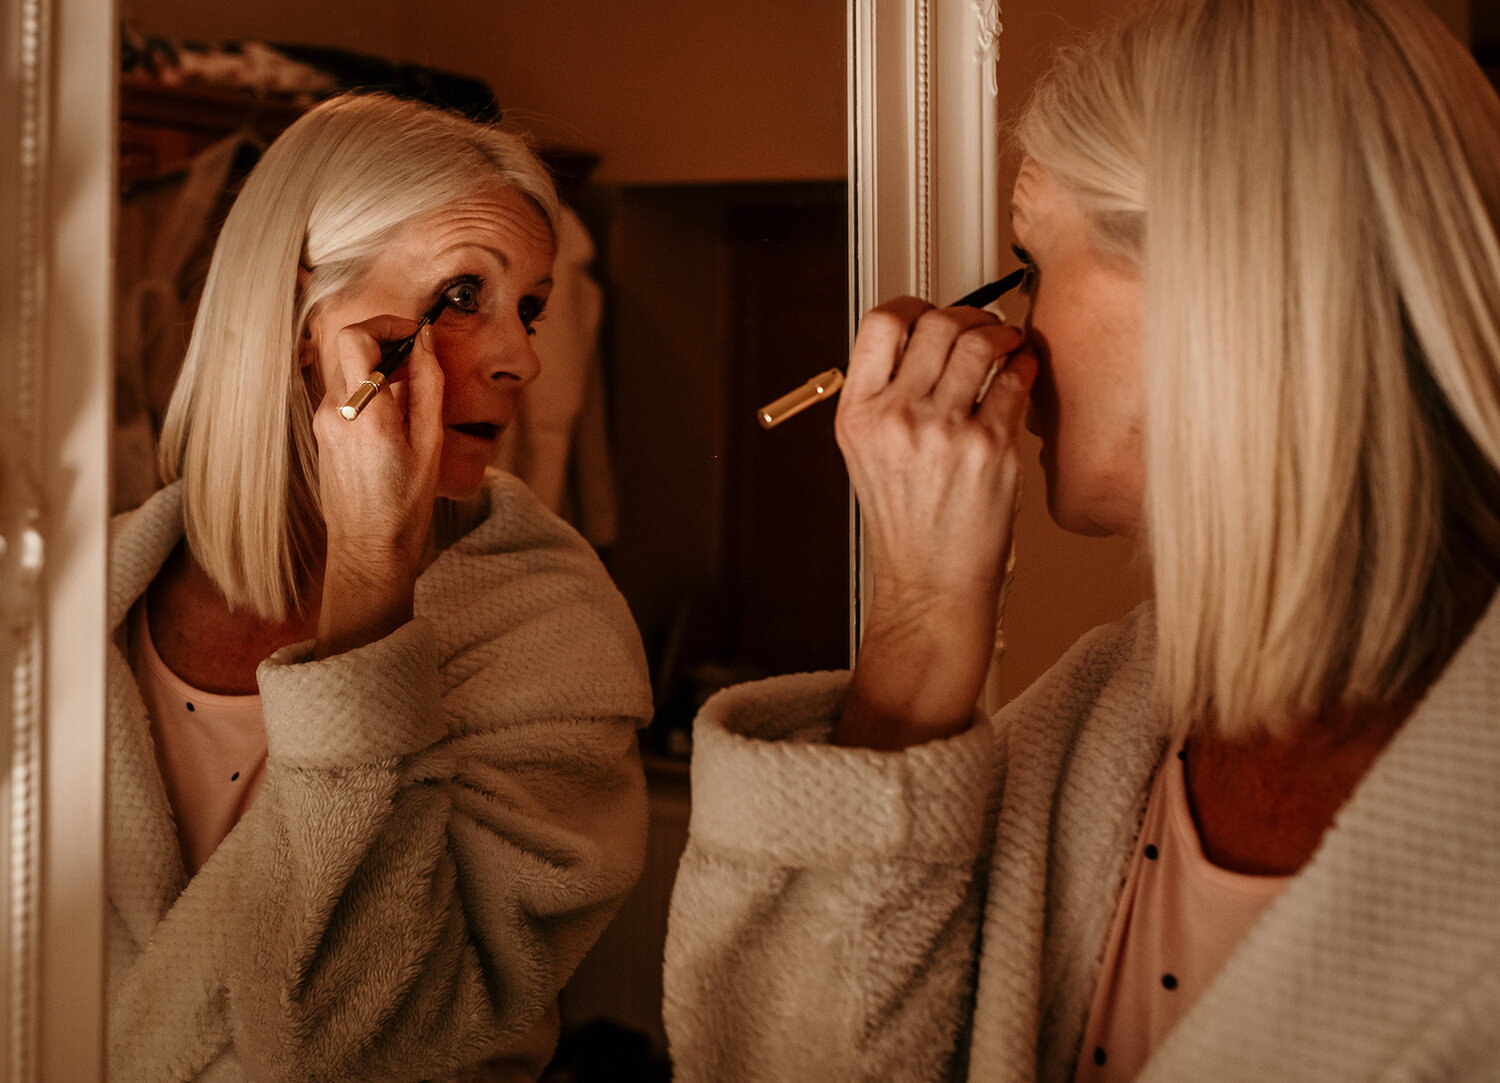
[1073,739,1290,1081]
[131,601,268,875]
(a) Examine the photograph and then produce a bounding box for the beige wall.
[124,0,845,183]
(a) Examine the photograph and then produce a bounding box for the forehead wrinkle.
[434,241,512,271]
[415,194,553,257]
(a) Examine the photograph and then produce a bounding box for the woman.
[108,93,653,1081]
[664,0,1500,1078]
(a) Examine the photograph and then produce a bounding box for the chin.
[435,464,489,503]
[1043,482,1127,538]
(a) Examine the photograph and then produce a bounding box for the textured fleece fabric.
[665,598,1500,1081]
[108,473,653,1083]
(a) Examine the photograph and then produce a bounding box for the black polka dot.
[1144,844,1159,860]
[231,772,240,781]
[1093,1046,1107,1065]
[186,701,195,712]
[1162,973,1179,990]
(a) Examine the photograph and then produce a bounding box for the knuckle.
[952,331,997,364]
[915,307,966,335]
[859,308,910,341]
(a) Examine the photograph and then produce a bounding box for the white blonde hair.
[1017,0,1500,737]
[158,92,559,622]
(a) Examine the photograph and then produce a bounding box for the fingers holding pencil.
[756,267,1028,429]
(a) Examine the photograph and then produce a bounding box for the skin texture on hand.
[834,298,1036,750]
[312,320,443,658]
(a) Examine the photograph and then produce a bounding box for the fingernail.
[421,325,433,350]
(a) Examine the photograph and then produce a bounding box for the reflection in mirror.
[111,0,846,1074]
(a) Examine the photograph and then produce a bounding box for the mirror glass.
[113,0,847,1067]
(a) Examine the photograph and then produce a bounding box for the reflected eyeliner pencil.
[339,293,452,421]
[756,266,1028,429]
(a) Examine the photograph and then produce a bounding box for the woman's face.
[1009,159,1146,537]
[305,186,555,500]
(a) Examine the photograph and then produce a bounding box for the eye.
[1011,243,1037,295]
[441,275,484,314]
[518,295,547,336]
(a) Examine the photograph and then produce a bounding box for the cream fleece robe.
[665,599,1500,1081]
[107,473,653,1083]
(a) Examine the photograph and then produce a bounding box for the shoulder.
[989,603,1162,793]
[447,471,606,564]
[107,483,185,631]
[422,471,623,611]
[999,603,1157,730]
[418,471,651,721]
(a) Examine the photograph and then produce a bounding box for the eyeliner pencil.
[339,293,453,421]
[756,266,1028,429]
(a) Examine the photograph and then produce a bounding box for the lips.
[449,421,500,440]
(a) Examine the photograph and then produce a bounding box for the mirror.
[109,0,849,1071]
[114,0,853,738]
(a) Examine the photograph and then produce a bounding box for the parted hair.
[158,92,559,622]
[1017,0,1500,737]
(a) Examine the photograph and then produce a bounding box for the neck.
[146,543,323,695]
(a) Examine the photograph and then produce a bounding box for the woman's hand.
[311,315,445,658]
[834,298,1036,749]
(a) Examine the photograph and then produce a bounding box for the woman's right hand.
[834,298,1036,749]
[310,315,446,659]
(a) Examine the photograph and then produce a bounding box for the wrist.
[314,558,418,659]
[835,600,997,750]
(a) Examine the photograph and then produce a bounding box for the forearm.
[667,848,985,1083]
[233,626,647,1081]
[666,674,998,1081]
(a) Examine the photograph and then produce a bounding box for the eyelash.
[518,296,547,336]
[437,275,547,336]
[1011,243,1037,295]
[440,274,485,314]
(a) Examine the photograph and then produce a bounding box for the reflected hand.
[834,297,1036,749]
[311,314,445,657]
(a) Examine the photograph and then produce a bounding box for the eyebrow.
[437,242,512,271]
[433,242,555,290]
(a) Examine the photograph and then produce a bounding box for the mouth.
[448,421,501,440]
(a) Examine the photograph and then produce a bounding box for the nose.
[492,332,541,388]
[445,316,540,391]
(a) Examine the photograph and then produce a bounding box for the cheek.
[433,323,496,376]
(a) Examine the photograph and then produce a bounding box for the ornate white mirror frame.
[848,0,1005,655]
[2,0,114,1077]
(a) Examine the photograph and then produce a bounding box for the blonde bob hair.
[1017,0,1500,738]
[158,92,560,623]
